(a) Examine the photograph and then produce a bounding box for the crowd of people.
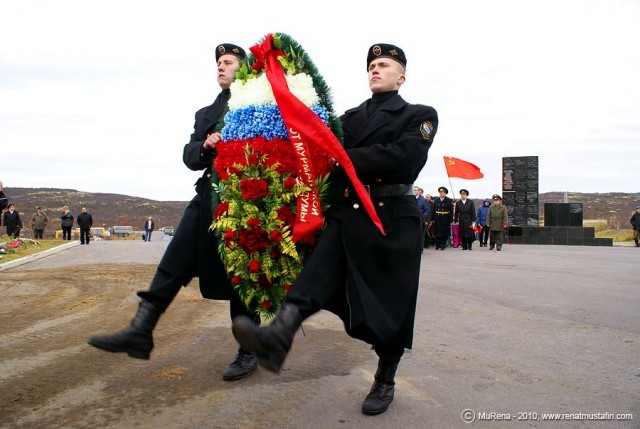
[0,185,156,246]
[415,186,509,251]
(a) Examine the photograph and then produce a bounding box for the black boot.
[222,347,257,381]
[362,360,398,415]
[87,300,161,359]
[232,303,302,373]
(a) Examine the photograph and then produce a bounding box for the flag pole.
[448,176,456,201]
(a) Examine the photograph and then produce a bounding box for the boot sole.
[87,338,151,360]
[222,363,257,381]
[232,318,284,373]
[362,394,394,416]
[362,406,390,416]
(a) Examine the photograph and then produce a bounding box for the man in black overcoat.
[76,207,93,245]
[454,189,476,250]
[431,186,453,250]
[88,43,260,381]
[3,203,23,238]
[233,43,438,415]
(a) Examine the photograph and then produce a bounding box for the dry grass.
[584,219,608,232]
[596,229,634,242]
[0,238,69,263]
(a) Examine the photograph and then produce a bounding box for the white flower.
[228,73,319,110]
[286,73,320,106]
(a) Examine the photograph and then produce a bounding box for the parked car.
[162,227,175,236]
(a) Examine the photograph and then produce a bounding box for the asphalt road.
[0,240,638,428]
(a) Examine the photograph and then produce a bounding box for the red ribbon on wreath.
[250,34,386,240]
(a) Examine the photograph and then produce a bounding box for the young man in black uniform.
[431,186,453,250]
[88,43,261,381]
[233,43,438,415]
[454,189,476,250]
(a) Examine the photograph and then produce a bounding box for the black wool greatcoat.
[454,199,476,238]
[432,196,453,237]
[289,93,438,349]
[156,89,234,300]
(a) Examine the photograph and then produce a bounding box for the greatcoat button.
[353,203,360,209]
[378,202,384,207]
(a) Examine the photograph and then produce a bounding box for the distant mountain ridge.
[2,188,638,232]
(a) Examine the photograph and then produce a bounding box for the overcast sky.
[2,0,639,202]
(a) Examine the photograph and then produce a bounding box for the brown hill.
[2,188,639,237]
[538,192,639,230]
[2,188,188,234]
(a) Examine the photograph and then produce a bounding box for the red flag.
[444,156,484,179]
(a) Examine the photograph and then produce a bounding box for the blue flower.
[223,104,330,141]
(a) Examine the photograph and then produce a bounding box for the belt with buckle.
[344,184,414,198]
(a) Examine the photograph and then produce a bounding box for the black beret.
[459,189,469,196]
[367,43,406,70]
[438,186,448,194]
[215,43,246,62]
[492,194,502,200]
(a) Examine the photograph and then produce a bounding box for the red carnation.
[224,229,236,243]
[283,176,297,189]
[269,230,283,242]
[231,275,242,285]
[276,206,296,226]
[261,299,271,309]
[229,166,243,177]
[284,283,292,293]
[214,201,230,220]
[247,217,261,228]
[240,178,270,200]
[248,259,260,273]
[218,170,229,181]
[238,228,269,254]
[247,153,259,165]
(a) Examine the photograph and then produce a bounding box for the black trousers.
[62,227,72,240]
[80,228,91,244]
[434,235,448,249]
[33,229,44,239]
[478,225,489,245]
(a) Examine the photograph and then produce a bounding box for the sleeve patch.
[420,121,433,140]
